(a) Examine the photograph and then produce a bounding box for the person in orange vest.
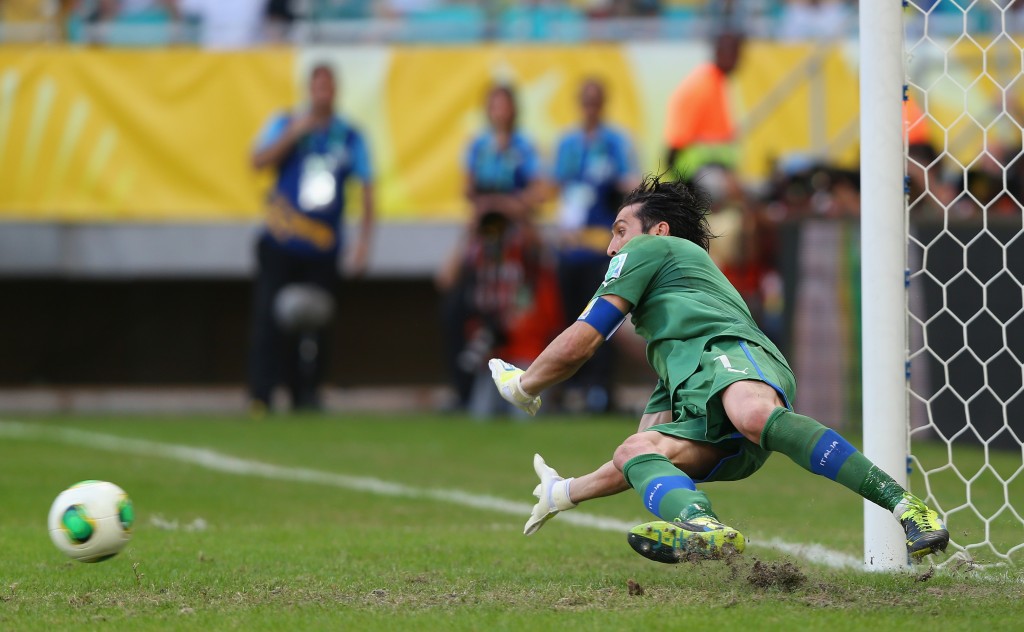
[664,31,744,176]
[664,31,770,331]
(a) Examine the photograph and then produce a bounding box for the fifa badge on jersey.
[603,253,628,286]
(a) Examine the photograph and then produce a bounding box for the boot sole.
[627,521,745,564]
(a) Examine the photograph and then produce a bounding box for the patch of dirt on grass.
[626,579,644,596]
[405,574,432,584]
[798,582,857,609]
[553,594,589,609]
[915,566,935,582]
[746,559,807,592]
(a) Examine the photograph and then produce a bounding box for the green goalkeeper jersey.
[592,234,790,392]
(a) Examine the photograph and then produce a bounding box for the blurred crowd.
[7,1,1002,47]
[5,1,1023,48]
[4,1,1019,417]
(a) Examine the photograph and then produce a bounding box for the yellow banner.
[3,42,994,222]
[0,47,295,220]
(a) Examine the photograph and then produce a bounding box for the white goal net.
[904,0,1024,565]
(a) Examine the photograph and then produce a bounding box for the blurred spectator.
[2,0,61,22]
[73,0,179,44]
[375,0,443,18]
[905,97,956,218]
[438,83,556,416]
[777,0,852,41]
[248,63,376,413]
[1000,99,1024,210]
[462,84,544,223]
[764,159,860,220]
[597,0,661,17]
[664,30,743,178]
[265,0,296,42]
[1,0,74,41]
[90,0,178,20]
[179,0,267,49]
[449,211,564,418]
[664,32,758,283]
[551,77,639,413]
[1009,2,1024,34]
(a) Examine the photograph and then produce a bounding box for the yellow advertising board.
[1,41,967,222]
[0,47,296,220]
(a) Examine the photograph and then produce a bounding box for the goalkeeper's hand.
[488,358,542,416]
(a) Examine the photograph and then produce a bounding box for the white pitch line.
[0,420,862,569]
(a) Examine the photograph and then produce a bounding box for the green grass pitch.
[1,414,1021,630]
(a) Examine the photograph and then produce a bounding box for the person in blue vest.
[438,84,547,413]
[552,78,639,413]
[248,63,375,414]
[463,84,543,223]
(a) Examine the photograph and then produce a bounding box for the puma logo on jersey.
[714,354,748,374]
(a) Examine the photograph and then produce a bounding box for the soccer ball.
[48,480,134,562]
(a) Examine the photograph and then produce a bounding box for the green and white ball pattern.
[48,480,133,562]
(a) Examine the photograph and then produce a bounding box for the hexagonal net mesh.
[905,0,1024,565]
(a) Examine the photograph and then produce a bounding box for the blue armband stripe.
[578,297,626,339]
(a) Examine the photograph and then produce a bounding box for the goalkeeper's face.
[607,203,667,256]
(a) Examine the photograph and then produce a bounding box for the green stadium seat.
[65,8,179,46]
[310,0,373,20]
[498,6,585,42]
[403,5,486,43]
[660,5,698,39]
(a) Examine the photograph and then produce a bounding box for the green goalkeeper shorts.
[642,337,797,483]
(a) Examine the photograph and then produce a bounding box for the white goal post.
[862,0,1024,569]
[860,0,911,571]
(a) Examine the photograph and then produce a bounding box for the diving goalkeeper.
[488,174,949,563]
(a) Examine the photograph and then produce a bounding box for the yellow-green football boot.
[627,516,745,564]
[894,493,949,559]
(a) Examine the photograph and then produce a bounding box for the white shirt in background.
[179,0,268,49]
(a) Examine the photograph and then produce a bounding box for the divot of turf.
[626,579,644,596]
[746,559,807,592]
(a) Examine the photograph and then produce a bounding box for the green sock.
[621,454,716,522]
[760,407,906,512]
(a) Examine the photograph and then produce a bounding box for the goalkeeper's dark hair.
[621,173,715,252]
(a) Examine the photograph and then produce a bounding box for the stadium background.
[0,1,1012,435]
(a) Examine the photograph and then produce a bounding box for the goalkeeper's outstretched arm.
[520,293,632,395]
[490,294,631,416]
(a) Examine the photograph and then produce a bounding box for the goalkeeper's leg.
[724,380,949,559]
[525,412,728,528]
[613,432,747,562]
[524,411,676,534]
[527,430,747,562]
[525,412,726,534]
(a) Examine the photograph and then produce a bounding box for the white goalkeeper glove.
[524,453,576,535]
[488,358,542,416]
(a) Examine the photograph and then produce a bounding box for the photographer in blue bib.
[248,63,375,414]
